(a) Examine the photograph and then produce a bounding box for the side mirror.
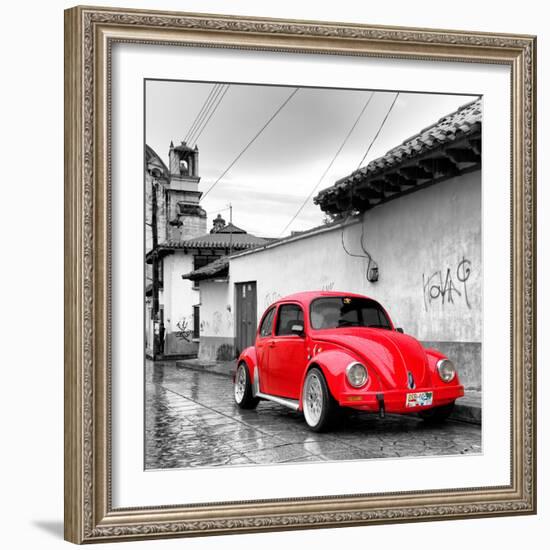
[291,323,305,336]
[396,327,404,334]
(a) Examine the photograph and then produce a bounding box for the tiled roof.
[314,98,482,213]
[167,231,268,250]
[213,222,247,234]
[181,256,230,281]
[145,229,269,263]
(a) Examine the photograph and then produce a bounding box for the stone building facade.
[145,141,206,358]
[145,141,268,358]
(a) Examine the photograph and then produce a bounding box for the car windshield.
[310,297,392,330]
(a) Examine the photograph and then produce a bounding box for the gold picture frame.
[64,5,536,544]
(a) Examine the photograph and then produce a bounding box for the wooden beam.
[398,165,433,180]
[469,138,482,155]
[351,195,370,211]
[419,156,459,178]
[445,147,480,164]
[335,193,352,211]
[384,172,415,189]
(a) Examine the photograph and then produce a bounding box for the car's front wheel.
[302,368,339,432]
[234,363,259,409]
[418,402,455,423]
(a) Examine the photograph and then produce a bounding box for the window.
[310,297,391,330]
[275,304,304,336]
[259,307,276,337]
[193,306,200,339]
[157,259,164,288]
[194,255,219,270]
[192,255,219,290]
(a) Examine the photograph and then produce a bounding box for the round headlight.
[437,359,456,383]
[346,362,368,388]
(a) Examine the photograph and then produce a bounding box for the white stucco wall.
[162,252,199,350]
[205,171,480,344]
[199,281,234,338]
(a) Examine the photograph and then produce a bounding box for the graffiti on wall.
[264,291,282,309]
[212,310,222,335]
[201,308,233,336]
[263,283,334,308]
[422,256,472,310]
[175,317,193,341]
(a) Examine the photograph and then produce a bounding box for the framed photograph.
[64,5,536,544]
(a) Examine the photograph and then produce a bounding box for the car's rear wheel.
[302,368,339,432]
[418,402,455,423]
[234,363,259,409]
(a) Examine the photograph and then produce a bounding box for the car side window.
[259,307,276,337]
[275,304,304,336]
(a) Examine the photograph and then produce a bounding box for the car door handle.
[268,341,276,348]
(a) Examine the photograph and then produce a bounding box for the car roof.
[275,290,375,306]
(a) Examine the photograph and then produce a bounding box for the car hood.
[314,328,430,389]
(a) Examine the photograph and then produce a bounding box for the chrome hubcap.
[234,365,246,403]
[303,372,323,426]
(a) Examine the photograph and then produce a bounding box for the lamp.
[367,263,379,282]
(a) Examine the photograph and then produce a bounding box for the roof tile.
[314,98,481,208]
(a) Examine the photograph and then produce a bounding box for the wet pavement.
[145,361,482,470]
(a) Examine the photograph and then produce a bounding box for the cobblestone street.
[145,361,481,470]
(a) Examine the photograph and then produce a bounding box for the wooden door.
[235,282,257,355]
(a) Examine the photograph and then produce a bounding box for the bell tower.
[169,140,199,180]
[166,140,206,240]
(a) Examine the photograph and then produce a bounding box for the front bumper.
[338,384,464,414]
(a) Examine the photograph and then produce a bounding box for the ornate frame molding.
[64,5,536,544]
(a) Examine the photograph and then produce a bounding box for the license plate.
[406,391,433,408]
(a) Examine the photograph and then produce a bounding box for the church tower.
[166,140,206,240]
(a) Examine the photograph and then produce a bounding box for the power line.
[188,84,227,145]
[190,84,230,146]
[184,84,220,143]
[204,206,231,215]
[184,84,218,142]
[338,94,401,277]
[278,91,375,237]
[356,92,400,170]
[189,84,230,146]
[187,83,223,143]
[202,87,299,199]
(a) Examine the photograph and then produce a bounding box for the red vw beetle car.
[234,291,464,431]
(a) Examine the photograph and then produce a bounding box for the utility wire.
[202,87,299,199]
[189,84,230,146]
[356,92,400,170]
[189,84,227,145]
[184,84,220,143]
[186,84,219,143]
[339,93,401,275]
[278,91,375,237]
[340,199,375,278]
[205,206,231,215]
[184,84,217,142]
[188,84,227,145]
[187,83,223,143]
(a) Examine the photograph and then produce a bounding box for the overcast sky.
[146,80,475,238]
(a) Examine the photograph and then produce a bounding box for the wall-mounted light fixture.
[367,263,379,283]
